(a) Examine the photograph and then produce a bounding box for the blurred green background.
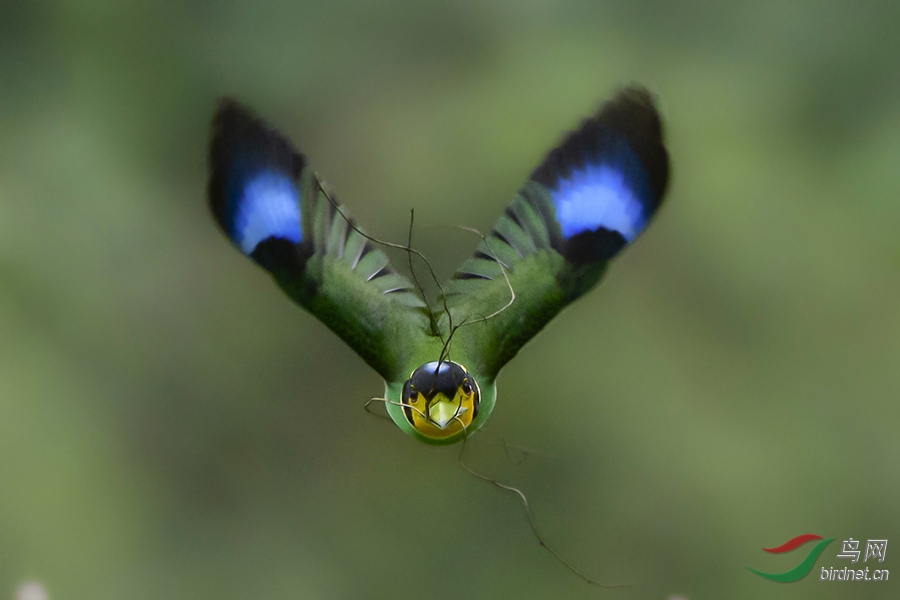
[1,1,898,598]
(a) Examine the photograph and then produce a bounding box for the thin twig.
[456,420,629,590]
[365,397,428,421]
[434,225,517,367]
[362,397,393,422]
[316,178,451,339]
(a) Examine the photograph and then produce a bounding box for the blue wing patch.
[227,170,302,254]
[549,138,652,242]
[209,99,309,269]
[530,88,669,263]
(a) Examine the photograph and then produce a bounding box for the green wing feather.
[439,182,603,380]
[281,179,434,382]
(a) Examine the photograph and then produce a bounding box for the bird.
[207,87,670,446]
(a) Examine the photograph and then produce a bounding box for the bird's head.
[384,360,496,445]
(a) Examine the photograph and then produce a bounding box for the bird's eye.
[408,389,419,402]
[461,380,472,395]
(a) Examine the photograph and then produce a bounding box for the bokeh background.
[2,1,898,598]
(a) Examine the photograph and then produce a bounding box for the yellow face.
[401,361,480,440]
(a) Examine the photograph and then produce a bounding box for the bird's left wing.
[440,88,670,382]
[208,100,433,382]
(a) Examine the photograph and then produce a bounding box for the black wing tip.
[607,86,664,135]
[208,97,305,171]
[209,98,274,164]
[603,86,670,199]
[530,85,670,200]
[212,96,253,127]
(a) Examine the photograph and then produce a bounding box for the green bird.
[208,88,670,445]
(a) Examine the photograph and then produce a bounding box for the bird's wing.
[441,88,670,381]
[208,100,434,382]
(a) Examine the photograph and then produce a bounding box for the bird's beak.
[428,395,467,430]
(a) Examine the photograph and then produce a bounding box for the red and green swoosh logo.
[746,534,834,583]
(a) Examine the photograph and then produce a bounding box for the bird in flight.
[208,87,670,445]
